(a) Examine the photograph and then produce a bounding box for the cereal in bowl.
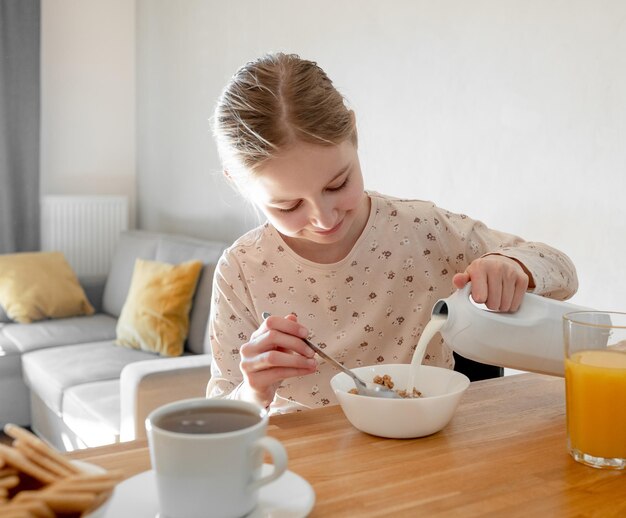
[348,374,422,398]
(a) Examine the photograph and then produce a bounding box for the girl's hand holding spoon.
[237,314,317,408]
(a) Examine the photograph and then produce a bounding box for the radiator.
[40,195,129,277]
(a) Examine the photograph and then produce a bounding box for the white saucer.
[103,464,315,518]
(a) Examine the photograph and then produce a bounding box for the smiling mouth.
[313,219,344,236]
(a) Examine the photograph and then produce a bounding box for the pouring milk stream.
[406,283,599,392]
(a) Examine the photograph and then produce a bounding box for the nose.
[309,199,338,230]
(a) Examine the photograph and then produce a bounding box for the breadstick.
[0,474,20,488]
[58,470,124,484]
[5,499,55,518]
[0,445,57,485]
[16,490,96,513]
[0,467,18,478]
[12,440,74,478]
[0,510,38,518]
[52,477,119,494]
[50,481,117,494]
[1,425,120,515]
[3,425,81,475]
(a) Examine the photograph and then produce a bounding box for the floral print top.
[206,193,577,413]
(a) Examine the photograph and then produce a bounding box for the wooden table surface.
[68,373,626,517]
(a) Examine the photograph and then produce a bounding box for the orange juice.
[565,349,626,459]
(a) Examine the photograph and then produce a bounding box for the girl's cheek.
[268,213,306,235]
[346,190,363,208]
[339,175,365,208]
[339,187,365,211]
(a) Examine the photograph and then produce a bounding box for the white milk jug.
[431,284,593,376]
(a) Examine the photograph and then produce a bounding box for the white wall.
[39,0,623,312]
[41,0,136,226]
[135,0,626,311]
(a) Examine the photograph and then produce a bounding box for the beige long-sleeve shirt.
[207,193,577,413]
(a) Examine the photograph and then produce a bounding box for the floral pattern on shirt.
[207,193,578,413]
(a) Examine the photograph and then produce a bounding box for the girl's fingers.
[498,263,528,312]
[250,313,302,340]
[462,255,532,312]
[243,330,312,358]
[499,275,516,312]
[244,328,315,359]
[468,268,488,304]
[242,348,317,374]
[240,313,318,402]
[245,366,317,392]
[510,275,529,312]
[264,314,308,338]
[485,272,503,311]
[249,314,310,350]
[452,272,470,289]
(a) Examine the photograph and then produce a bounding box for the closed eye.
[276,174,350,213]
[277,201,302,213]
[326,176,349,192]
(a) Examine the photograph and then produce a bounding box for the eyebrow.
[269,166,350,204]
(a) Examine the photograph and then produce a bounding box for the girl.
[207,53,577,413]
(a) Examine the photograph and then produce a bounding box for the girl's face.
[248,140,369,255]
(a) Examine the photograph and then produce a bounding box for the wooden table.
[68,373,626,517]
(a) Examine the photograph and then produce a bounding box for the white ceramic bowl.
[330,364,470,439]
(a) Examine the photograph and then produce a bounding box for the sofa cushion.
[155,236,225,355]
[0,251,94,323]
[63,380,121,447]
[2,314,117,353]
[103,231,225,354]
[115,259,202,357]
[22,341,158,415]
[0,305,10,323]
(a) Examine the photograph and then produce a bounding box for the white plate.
[102,464,315,518]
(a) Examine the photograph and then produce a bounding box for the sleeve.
[205,251,259,400]
[205,252,313,414]
[430,204,578,301]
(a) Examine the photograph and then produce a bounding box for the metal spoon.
[262,312,401,399]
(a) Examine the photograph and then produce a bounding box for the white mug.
[146,398,288,518]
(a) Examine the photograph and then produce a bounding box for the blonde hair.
[213,53,357,186]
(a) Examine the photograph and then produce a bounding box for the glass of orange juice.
[563,311,626,469]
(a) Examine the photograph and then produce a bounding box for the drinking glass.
[563,311,626,469]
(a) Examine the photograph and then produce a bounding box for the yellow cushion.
[0,251,95,323]
[115,258,203,357]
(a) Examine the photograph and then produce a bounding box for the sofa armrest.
[119,354,212,441]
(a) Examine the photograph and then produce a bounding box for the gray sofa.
[0,230,226,451]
